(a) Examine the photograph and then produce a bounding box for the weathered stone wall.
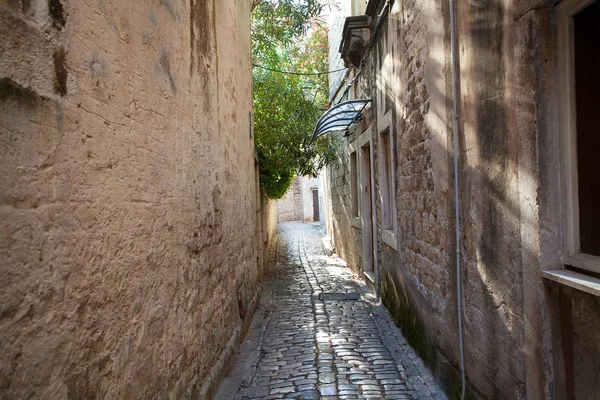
[276,177,303,223]
[456,1,529,396]
[257,194,277,284]
[511,5,600,399]
[327,0,600,399]
[355,1,464,395]
[0,1,257,399]
[277,189,296,223]
[328,0,461,390]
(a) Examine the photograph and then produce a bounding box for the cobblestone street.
[217,223,446,400]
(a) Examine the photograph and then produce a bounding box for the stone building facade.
[277,175,324,223]
[0,0,274,398]
[277,177,305,223]
[326,0,600,399]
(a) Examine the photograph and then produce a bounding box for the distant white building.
[276,174,329,227]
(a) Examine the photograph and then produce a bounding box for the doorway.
[361,142,375,281]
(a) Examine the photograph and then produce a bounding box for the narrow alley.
[3,0,600,398]
[217,223,445,400]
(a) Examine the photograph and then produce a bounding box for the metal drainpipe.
[449,0,466,399]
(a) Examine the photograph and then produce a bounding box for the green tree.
[252,1,338,199]
[251,0,324,60]
[292,23,330,109]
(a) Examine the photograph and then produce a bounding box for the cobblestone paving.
[220,223,446,400]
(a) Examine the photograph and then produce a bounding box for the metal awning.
[310,99,372,143]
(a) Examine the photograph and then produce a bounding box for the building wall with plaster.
[277,175,321,223]
[327,0,600,399]
[277,177,303,223]
[301,175,320,222]
[0,0,260,398]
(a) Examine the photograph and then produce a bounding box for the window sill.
[364,270,375,284]
[564,253,600,275]
[542,269,600,297]
[351,217,362,229]
[382,229,398,251]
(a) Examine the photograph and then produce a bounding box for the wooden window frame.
[557,0,600,274]
[378,110,398,250]
[349,140,362,229]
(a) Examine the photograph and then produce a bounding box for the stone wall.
[276,175,320,223]
[277,177,303,223]
[277,190,295,223]
[510,6,600,399]
[0,0,258,399]
[327,0,600,399]
[257,194,277,285]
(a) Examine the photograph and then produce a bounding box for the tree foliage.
[252,0,338,199]
[252,0,324,60]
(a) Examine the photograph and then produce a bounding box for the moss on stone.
[381,275,430,364]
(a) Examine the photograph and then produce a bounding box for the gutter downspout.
[449,0,466,399]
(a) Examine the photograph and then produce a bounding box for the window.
[380,129,393,229]
[378,111,397,250]
[558,0,600,274]
[349,140,361,229]
[350,149,359,218]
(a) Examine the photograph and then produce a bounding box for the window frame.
[557,0,600,274]
[378,110,398,250]
[349,140,361,228]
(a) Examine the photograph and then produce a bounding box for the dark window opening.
[381,129,393,230]
[350,151,359,218]
[574,1,600,256]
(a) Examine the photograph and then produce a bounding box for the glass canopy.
[310,99,372,144]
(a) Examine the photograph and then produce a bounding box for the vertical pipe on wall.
[449,0,466,399]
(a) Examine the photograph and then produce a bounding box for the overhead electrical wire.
[252,64,347,76]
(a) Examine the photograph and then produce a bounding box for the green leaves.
[252,1,337,200]
[252,0,323,54]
